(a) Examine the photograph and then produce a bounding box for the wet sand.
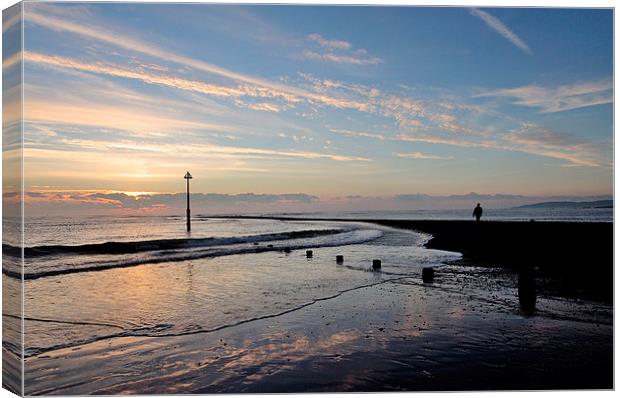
[224,217,613,302]
[25,265,612,394]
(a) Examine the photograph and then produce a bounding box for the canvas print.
[2,2,614,395]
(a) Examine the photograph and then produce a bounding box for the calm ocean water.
[260,206,613,222]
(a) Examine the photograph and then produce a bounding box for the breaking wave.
[4,227,384,280]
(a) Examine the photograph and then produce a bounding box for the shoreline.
[207,216,613,303]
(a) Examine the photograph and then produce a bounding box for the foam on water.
[5,224,386,279]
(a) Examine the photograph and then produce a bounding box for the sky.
[2,3,614,214]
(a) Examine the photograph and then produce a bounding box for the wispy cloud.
[302,33,383,65]
[21,128,372,198]
[2,7,21,34]
[24,8,485,136]
[330,129,388,141]
[25,11,281,90]
[25,52,298,113]
[242,101,286,113]
[27,133,372,163]
[301,50,383,65]
[22,4,611,174]
[303,75,481,135]
[308,33,351,50]
[2,51,21,70]
[470,8,532,54]
[25,9,376,112]
[395,152,453,160]
[26,52,249,98]
[25,100,233,136]
[478,80,613,113]
[317,73,609,167]
[330,126,606,168]
[395,133,497,149]
[502,123,605,167]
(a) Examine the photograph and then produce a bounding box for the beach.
[3,2,614,395]
[2,215,614,394]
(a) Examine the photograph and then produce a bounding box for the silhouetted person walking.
[473,203,483,222]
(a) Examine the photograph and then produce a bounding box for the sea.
[260,206,613,222]
[1,207,613,393]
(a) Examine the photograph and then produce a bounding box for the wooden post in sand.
[184,171,193,232]
[422,267,435,283]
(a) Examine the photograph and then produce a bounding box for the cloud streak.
[301,50,383,65]
[395,152,453,160]
[330,126,605,167]
[26,135,371,164]
[24,100,232,135]
[302,33,383,65]
[25,51,298,112]
[470,8,532,54]
[25,9,374,112]
[308,33,351,50]
[502,123,604,167]
[478,80,613,113]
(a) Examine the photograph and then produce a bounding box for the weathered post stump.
[518,266,536,315]
[336,255,344,263]
[306,250,313,258]
[372,259,381,270]
[422,267,434,283]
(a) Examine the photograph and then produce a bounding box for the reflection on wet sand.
[24,269,612,394]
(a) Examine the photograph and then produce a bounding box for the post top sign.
[184,171,193,179]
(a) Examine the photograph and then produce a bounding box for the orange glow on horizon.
[121,192,158,197]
